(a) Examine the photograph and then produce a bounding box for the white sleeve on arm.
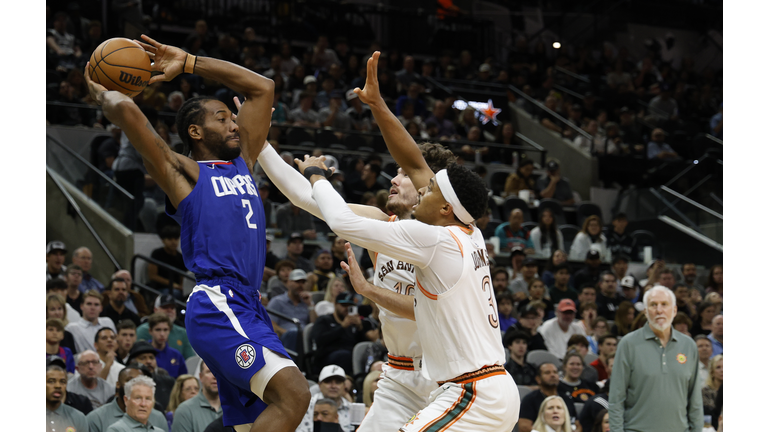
[312,179,442,268]
[257,144,324,220]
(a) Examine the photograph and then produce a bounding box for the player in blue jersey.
[84,35,310,432]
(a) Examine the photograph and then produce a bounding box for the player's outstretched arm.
[135,35,273,170]
[85,63,195,207]
[354,51,433,189]
[341,243,415,320]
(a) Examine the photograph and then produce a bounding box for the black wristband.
[303,166,333,180]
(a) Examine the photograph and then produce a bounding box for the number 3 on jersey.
[241,199,258,229]
[481,275,499,328]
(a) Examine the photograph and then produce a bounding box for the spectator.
[276,201,318,242]
[503,159,537,199]
[65,265,85,315]
[509,258,540,301]
[346,163,388,204]
[92,327,125,387]
[587,317,609,355]
[569,216,610,262]
[657,268,676,289]
[508,304,547,352]
[610,301,635,337]
[673,311,693,337]
[311,35,341,72]
[572,251,603,292]
[66,290,116,353]
[497,292,518,333]
[47,240,68,281]
[610,255,631,286]
[530,209,564,257]
[279,41,301,75]
[47,11,83,71]
[86,365,168,432]
[535,160,575,205]
[147,313,187,379]
[491,266,510,297]
[495,208,535,253]
[136,295,195,360]
[618,276,640,310]
[517,363,579,432]
[345,90,373,132]
[105,375,161,431]
[361,370,382,409]
[538,96,572,139]
[47,291,78,351]
[681,262,705,296]
[116,320,137,365]
[672,284,696,318]
[550,264,581,309]
[395,55,420,90]
[73,247,105,293]
[541,249,568,287]
[424,100,458,140]
[701,354,722,421]
[595,271,622,321]
[282,232,315,273]
[311,293,376,374]
[320,89,353,130]
[111,269,150,318]
[591,335,617,381]
[296,365,354,432]
[395,82,427,118]
[694,335,712,388]
[567,334,591,360]
[647,83,679,124]
[575,302,598,344]
[315,75,339,109]
[573,119,603,154]
[558,351,599,403]
[690,300,717,338]
[47,318,76,374]
[707,314,723,357]
[288,91,322,127]
[101,278,141,327]
[267,260,296,299]
[47,358,89,432]
[517,278,555,320]
[268,268,317,350]
[539,299,587,359]
[705,265,723,296]
[608,286,703,432]
[503,331,538,388]
[311,398,342,429]
[127,342,176,411]
[148,225,187,300]
[165,375,200,430]
[646,128,679,160]
[69,350,115,409]
[605,213,635,260]
[531,395,572,432]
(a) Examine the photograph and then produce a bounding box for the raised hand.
[353,51,384,107]
[294,154,332,177]
[134,34,188,84]
[84,62,109,104]
[340,242,371,298]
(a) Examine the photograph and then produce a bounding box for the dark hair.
[491,266,509,279]
[419,143,457,173]
[117,320,137,332]
[592,409,608,432]
[368,163,382,177]
[552,263,570,274]
[106,277,127,291]
[673,311,692,328]
[503,330,529,347]
[274,260,296,274]
[66,264,83,275]
[694,301,716,324]
[612,254,630,265]
[579,301,597,314]
[546,249,567,271]
[148,312,173,330]
[94,326,116,344]
[159,224,182,240]
[579,283,596,293]
[46,279,67,292]
[175,96,217,155]
[536,362,557,377]
[567,334,589,348]
[446,163,488,221]
[496,291,513,305]
[597,333,617,346]
[599,271,616,284]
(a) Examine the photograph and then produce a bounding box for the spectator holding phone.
[311,293,377,376]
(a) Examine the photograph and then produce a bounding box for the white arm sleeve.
[256,144,325,220]
[312,179,447,269]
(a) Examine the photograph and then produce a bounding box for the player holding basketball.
[83,35,309,432]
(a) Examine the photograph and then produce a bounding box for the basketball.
[88,38,152,98]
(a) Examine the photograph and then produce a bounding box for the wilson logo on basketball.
[118,71,149,87]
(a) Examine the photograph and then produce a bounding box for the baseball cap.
[46,355,67,370]
[522,257,538,267]
[266,234,275,242]
[288,232,304,242]
[620,275,636,288]
[128,341,158,363]
[557,299,577,312]
[47,241,67,254]
[335,292,356,305]
[303,75,317,85]
[546,160,559,172]
[346,89,358,101]
[318,365,346,383]
[289,269,308,281]
[510,247,526,258]
[154,294,176,309]
[479,63,491,73]
[586,250,601,261]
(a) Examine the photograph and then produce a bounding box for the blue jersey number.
[241,199,258,229]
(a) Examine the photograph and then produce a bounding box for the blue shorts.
[186,278,291,426]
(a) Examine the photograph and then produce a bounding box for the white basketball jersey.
[373,216,422,358]
[413,225,506,382]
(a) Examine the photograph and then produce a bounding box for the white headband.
[435,169,474,225]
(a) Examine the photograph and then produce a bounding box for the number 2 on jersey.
[481,275,499,328]
[241,199,258,229]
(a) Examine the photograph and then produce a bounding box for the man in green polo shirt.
[47,357,89,432]
[609,285,703,432]
[137,295,196,359]
[171,360,221,432]
[107,375,163,431]
[87,365,169,432]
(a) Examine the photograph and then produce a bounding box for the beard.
[648,316,672,332]
[203,128,241,161]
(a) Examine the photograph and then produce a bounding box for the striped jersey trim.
[388,354,415,370]
[419,382,476,432]
[437,364,506,386]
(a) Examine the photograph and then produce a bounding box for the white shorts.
[358,362,437,432]
[399,366,519,432]
[249,346,297,399]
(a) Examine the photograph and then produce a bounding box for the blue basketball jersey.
[167,157,266,293]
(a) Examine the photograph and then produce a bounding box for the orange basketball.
[89,38,152,98]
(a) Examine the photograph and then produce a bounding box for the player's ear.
[188,124,202,141]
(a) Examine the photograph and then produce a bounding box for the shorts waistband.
[387,354,422,371]
[437,364,507,386]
